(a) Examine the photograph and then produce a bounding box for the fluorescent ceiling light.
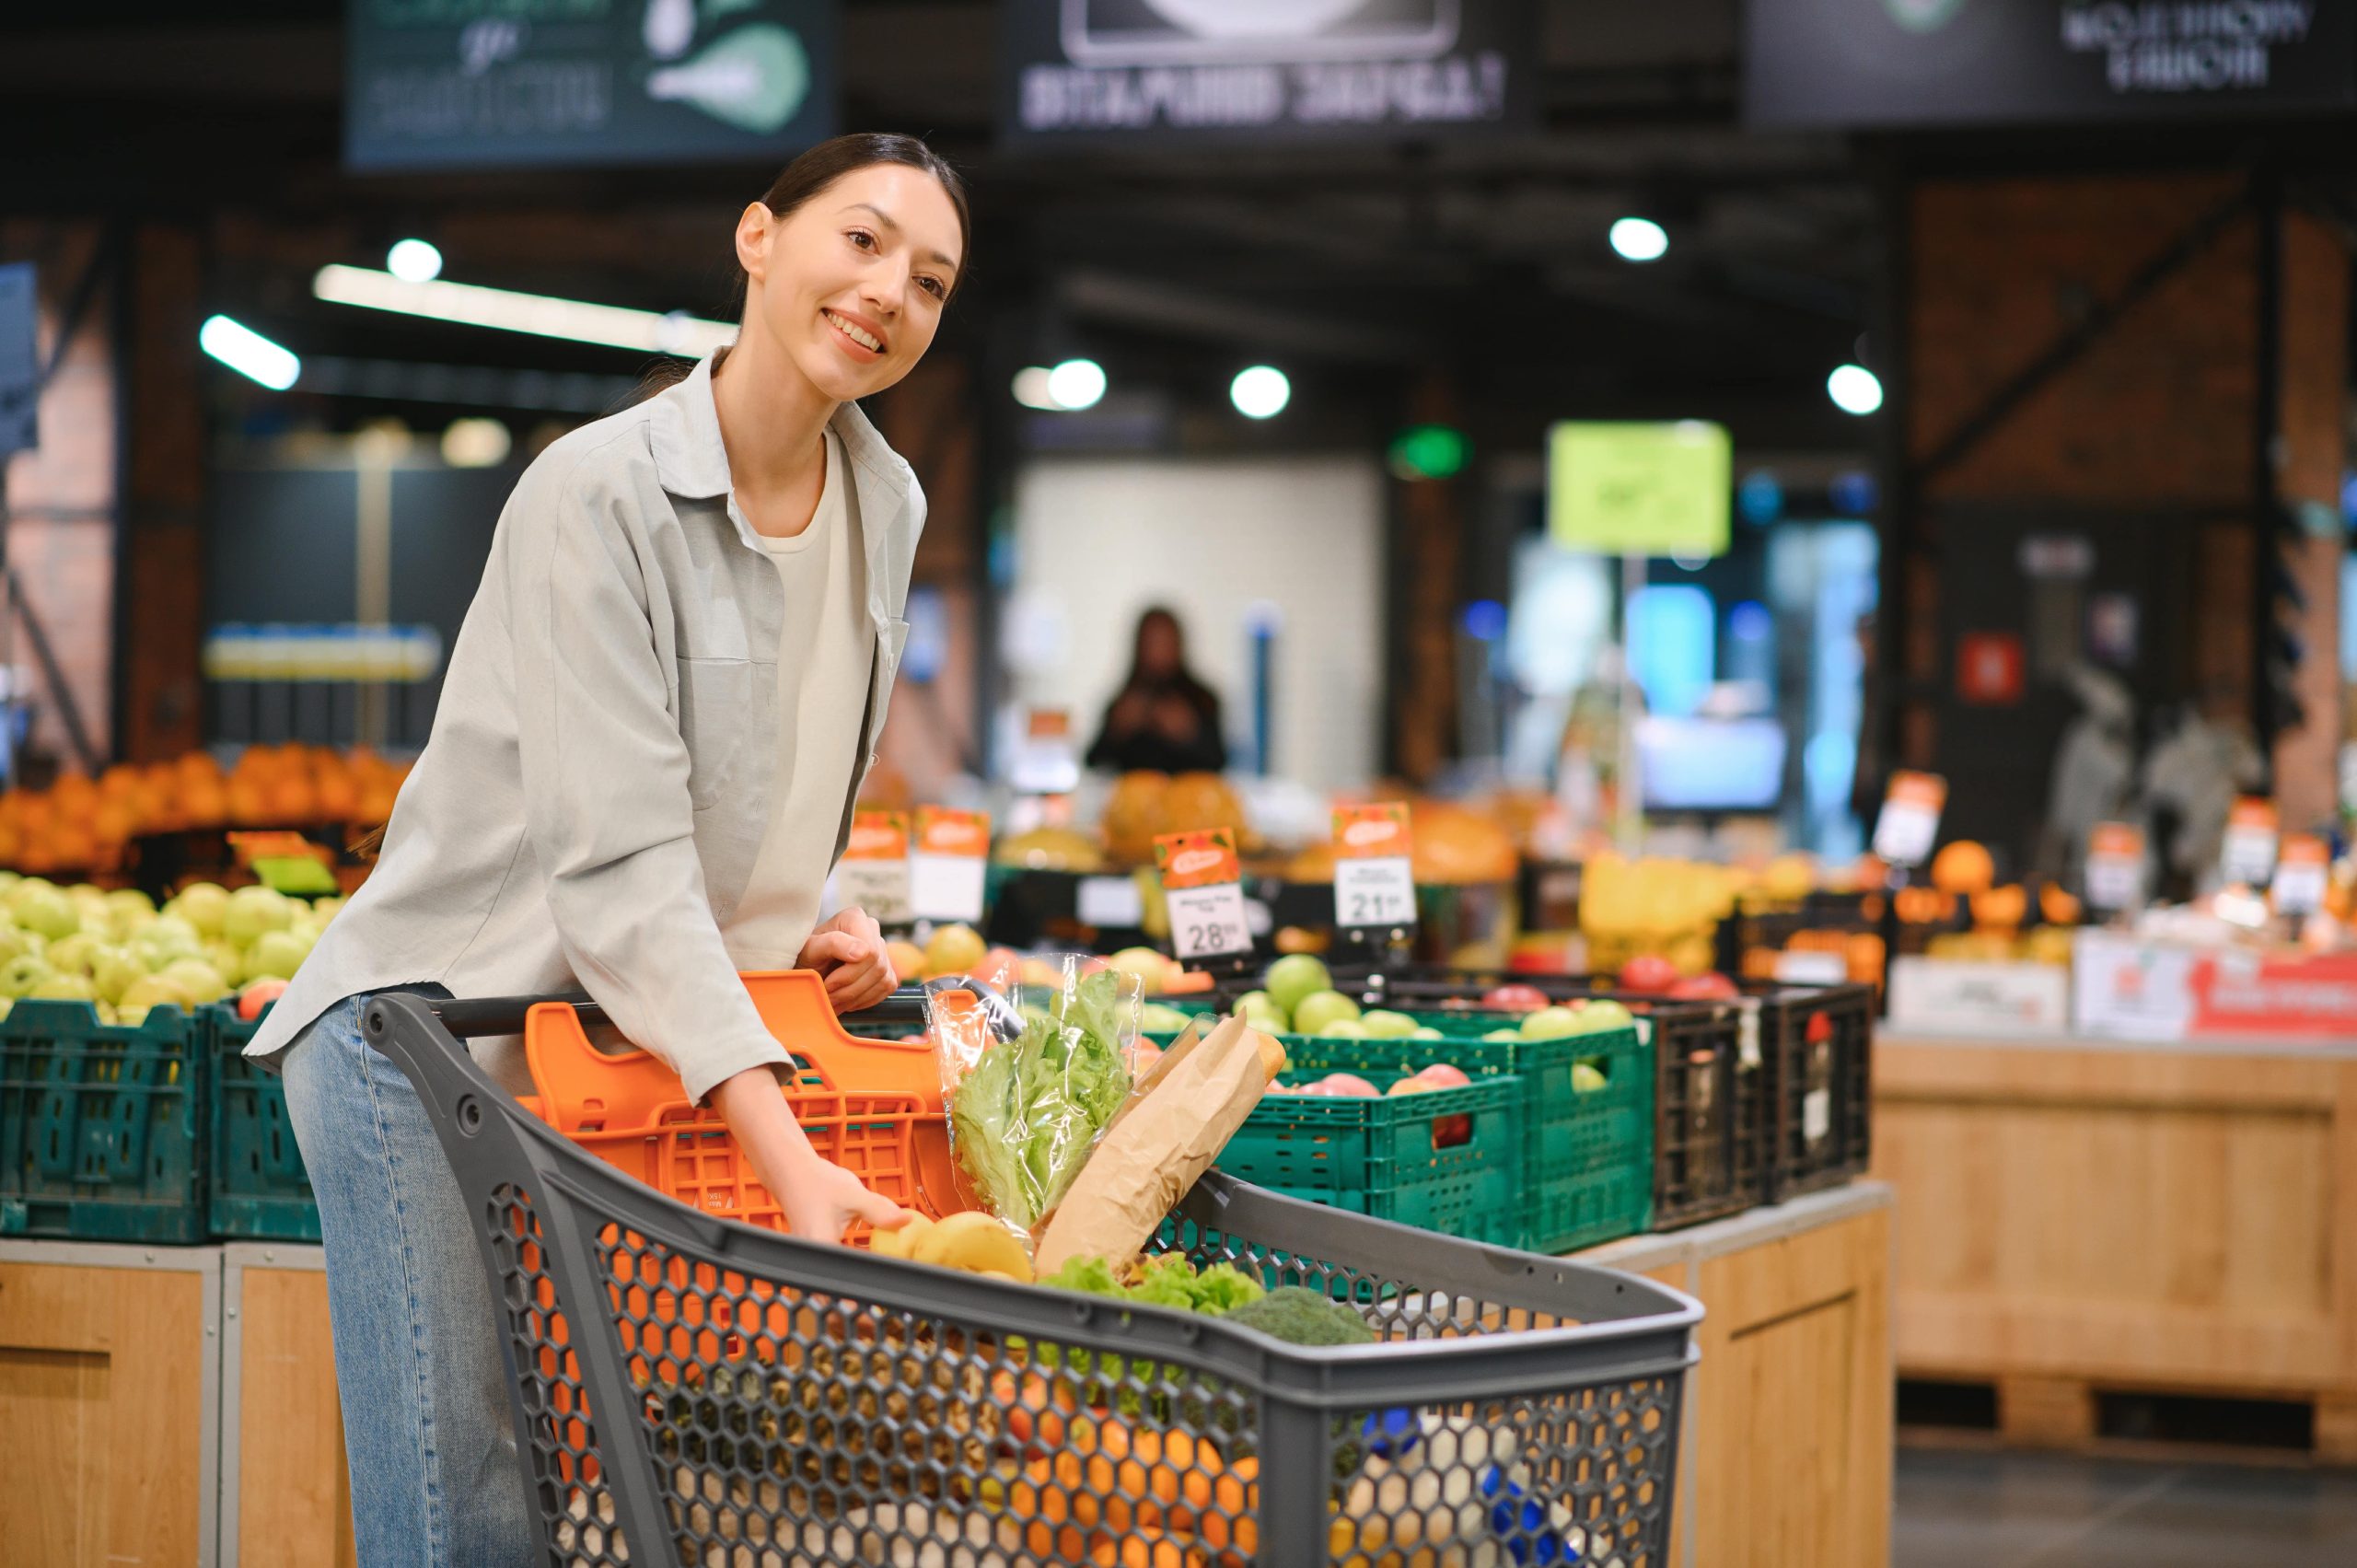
[1609,217,1669,262]
[1012,366,1061,410]
[313,264,736,358]
[1229,365,1289,419]
[201,314,300,390]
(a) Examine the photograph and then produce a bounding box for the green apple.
[1574,999,1635,1033]
[205,939,248,985]
[11,884,79,943]
[1482,1028,1521,1042]
[1263,954,1331,1019]
[159,958,232,1003]
[1360,1009,1420,1040]
[1520,1005,1585,1041]
[104,889,157,919]
[1572,1063,1608,1093]
[224,886,296,946]
[27,973,96,1003]
[169,882,233,939]
[91,947,145,1006]
[1137,1002,1194,1034]
[45,933,99,976]
[1290,989,1362,1037]
[1317,1019,1371,1040]
[134,917,203,972]
[0,954,54,998]
[119,975,183,1016]
[1408,1026,1445,1040]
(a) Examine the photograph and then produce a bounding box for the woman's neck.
[709,331,837,525]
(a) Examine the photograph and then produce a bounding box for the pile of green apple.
[1477,999,1636,1093]
[0,873,337,1027]
[1227,954,1446,1044]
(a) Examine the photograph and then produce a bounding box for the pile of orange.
[1102,771,1254,865]
[0,745,412,874]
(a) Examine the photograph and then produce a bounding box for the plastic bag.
[924,955,1142,1239]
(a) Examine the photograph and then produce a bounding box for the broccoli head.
[1220,1286,1376,1347]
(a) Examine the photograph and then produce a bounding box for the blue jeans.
[282,988,537,1568]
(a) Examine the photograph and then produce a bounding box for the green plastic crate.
[1216,1067,1523,1246]
[204,1005,321,1242]
[0,1000,207,1243]
[1280,1023,1653,1254]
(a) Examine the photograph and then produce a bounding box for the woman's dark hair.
[634,133,968,398]
[1123,606,1216,707]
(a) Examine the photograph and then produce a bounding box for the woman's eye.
[847,229,877,250]
[919,277,946,299]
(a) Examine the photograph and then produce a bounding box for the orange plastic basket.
[517,970,978,1233]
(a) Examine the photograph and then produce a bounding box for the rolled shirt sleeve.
[507,450,790,1104]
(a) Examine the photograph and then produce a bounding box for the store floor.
[1894,1446,2357,1565]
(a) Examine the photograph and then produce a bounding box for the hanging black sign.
[1000,0,1537,147]
[346,0,837,172]
[1747,0,2357,128]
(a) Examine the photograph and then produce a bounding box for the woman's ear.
[734,203,772,286]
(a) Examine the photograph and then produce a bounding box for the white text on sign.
[1167,882,1252,961]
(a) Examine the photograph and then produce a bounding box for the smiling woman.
[247,133,970,1568]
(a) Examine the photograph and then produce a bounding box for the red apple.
[1434,1113,1472,1148]
[1481,983,1550,1014]
[1320,1073,1380,1098]
[238,978,290,1020]
[1668,973,1739,1001]
[1618,956,1679,994]
[1415,1063,1472,1089]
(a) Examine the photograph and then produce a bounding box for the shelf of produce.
[0,1237,222,1567]
[1575,1181,1894,1568]
[1875,1030,2357,1459]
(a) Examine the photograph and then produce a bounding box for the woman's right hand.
[714,1064,911,1244]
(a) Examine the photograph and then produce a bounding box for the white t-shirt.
[724,429,870,969]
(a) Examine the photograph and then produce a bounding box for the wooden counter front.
[1579,1182,1895,1568]
[1875,1032,2357,1457]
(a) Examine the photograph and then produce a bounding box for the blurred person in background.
[1086,605,1229,773]
[243,134,969,1568]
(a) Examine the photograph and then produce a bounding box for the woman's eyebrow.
[842,202,958,271]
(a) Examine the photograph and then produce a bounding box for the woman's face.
[1138,615,1181,677]
[737,163,963,403]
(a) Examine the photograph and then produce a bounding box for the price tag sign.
[2084,821,2148,912]
[1332,801,1417,933]
[910,807,990,924]
[1155,827,1252,962]
[2272,833,2329,916]
[1008,708,1080,796]
[2221,796,2281,887]
[1871,772,1947,867]
[835,810,911,925]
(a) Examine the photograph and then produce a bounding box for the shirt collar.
[651,351,915,583]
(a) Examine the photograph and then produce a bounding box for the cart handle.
[429,983,931,1039]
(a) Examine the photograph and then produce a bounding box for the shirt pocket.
[674,656,757,813]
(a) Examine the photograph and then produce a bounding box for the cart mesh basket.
[368,993,1699,1568]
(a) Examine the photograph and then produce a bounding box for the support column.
[116,225,207,763]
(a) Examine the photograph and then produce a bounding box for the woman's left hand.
[797,907,898,1013]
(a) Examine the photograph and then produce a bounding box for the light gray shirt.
[244,354,920,1102]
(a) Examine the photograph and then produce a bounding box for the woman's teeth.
[826,310,882,352]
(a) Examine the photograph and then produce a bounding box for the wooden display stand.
[1875,1032,2357,1458]
[1578,1182,1895,1568]
[222,1243,356,1568]
[0,1239,222,1567]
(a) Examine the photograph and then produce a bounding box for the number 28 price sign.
[1154,827,1252,962]
[1333,801,1417,934]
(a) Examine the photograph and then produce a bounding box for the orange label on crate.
[913,807,990,858]
[1871,771,1947,866]
[1026,708,1072,739]
[843,810,909,861]
[2229,798,2280,832]
[2273,832,2330,915]
[2089,822,2144,859]
[1333,801,1412,857]
[1155,827,1241,889]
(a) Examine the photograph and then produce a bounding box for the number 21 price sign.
[1333,801,1416,935]
[1155,827,1252,962]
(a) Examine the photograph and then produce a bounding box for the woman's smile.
[821,305,888,358]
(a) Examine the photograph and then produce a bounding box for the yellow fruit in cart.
[923,923,986,978]
[870,1214,932,1259]
[909,1209,1032,1279]
[1930,840,1995,895]
[1970,883,2027,931]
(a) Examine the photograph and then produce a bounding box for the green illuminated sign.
[1547,420,1732,557]
[1388,424,1469,481]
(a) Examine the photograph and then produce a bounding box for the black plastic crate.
[1758,982,1875,1203]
